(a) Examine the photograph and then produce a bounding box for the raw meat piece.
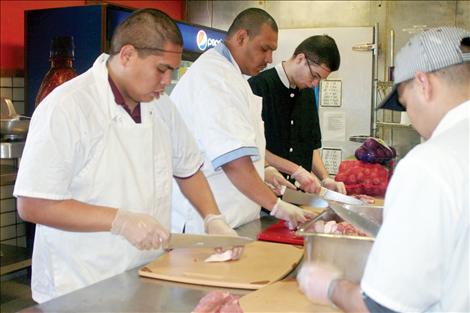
[220,295,244,313]
[204,250,233,263]
[192,291,243,313]
[313,220,325,233]
[311,220,367,237]
[324,220,337,233]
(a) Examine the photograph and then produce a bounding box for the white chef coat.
[14,54,203,303]
[170,44,266,234]
[361,101,469,312]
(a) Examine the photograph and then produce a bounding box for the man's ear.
[415,71,433,102]
[294,53,306,65]
[234,29,249,46]
[119,44,135,66]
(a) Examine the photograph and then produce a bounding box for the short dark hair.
[226,8,278,39]
[109,8,183,57]
[294,35,341,71]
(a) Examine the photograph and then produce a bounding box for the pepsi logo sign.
[196,30,222,51]
[196,30,208,50]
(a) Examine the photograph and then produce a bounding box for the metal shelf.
[0,244,32,275]
[376,122,413,129]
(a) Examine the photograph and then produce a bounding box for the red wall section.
[0,0,183,72]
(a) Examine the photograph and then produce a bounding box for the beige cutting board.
[139,241,303,290]
[240,279,341,313]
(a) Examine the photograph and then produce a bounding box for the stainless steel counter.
[18,215,283,313]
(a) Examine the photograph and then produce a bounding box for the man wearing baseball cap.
[296,26,469,313]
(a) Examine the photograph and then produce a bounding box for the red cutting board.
[257,220,304,245]
[257,207,324,245]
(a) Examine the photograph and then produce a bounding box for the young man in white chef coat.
[170,8,314,234]
[14,9,241,303]
[297,27,469,313]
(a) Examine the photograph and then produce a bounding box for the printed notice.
[321,148,343,175]
[320,80,342,107]
[322,111,346,141]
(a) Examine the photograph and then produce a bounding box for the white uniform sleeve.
[14,95,81,200]
[195,81,259,168]
[163,96,203,178]
[361,148,449,312]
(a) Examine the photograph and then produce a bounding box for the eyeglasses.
[305,58,322,82]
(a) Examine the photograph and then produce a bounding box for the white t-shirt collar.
[431,99,470,138]
[274,63,292,89]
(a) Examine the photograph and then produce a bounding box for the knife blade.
[318,187,365,205]
[328,202,380,237]
[163,233,254,250]
[282,188,329,208]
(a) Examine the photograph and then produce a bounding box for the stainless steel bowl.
[297,207,382,283]
[0,97,30,137]
[1,117,30,137]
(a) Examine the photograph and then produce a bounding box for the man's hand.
[292,166,322,194]
[297,262,341,305]
[264,166,296,195]
[204,214,243,260]
[322,177,346,194]
[270,199,315,230]
[110,209,169,250]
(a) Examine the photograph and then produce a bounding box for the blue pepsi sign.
[176,22,226,53]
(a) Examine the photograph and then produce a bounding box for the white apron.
[31,55,172,302]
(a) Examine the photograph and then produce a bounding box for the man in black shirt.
[249,35,346,193]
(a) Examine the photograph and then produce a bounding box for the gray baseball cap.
[379,26,470,111]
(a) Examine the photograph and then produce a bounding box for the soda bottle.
[35,36,77,107]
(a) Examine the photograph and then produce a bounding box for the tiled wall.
[1,74,27,247]
[0,184,26,247]
[1,75,25,114]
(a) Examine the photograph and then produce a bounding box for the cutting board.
[139,241,303,290]
[257,206,324,245]
[257,220,304,245]
[239,279,341,313]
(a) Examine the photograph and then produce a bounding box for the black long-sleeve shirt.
[248,68,322,171]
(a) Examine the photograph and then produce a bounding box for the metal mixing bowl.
[297,207,382,282]
[0,97,30,137]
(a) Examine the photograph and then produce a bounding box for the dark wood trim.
[0,69,25,77]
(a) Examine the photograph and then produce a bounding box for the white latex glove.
[110,209,169,250]
[291,166,322,194]
[204,214,243,260]
[297,262,341,305]
[321,177,347,195]
[270,198,314,230]
[264,166,296,195]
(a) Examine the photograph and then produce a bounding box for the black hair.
[109,8,183,57]
[294,35,341,71]
[226,8,278,39]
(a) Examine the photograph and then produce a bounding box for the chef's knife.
[284,186,365,207]
[163,233,254,250]
[318,187,365,205]
[282,188,329,208]
[328,202,380,237]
